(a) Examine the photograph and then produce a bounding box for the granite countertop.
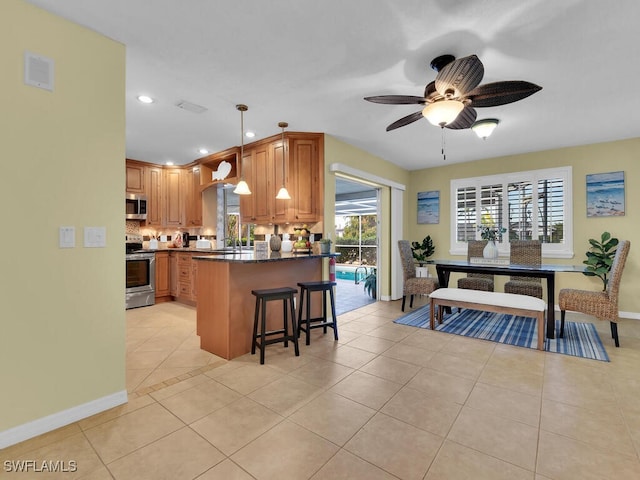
[193,251,338,263]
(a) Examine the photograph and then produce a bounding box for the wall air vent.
[176,100,208,114]
[24,51,54,91]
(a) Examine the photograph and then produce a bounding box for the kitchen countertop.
[193,251,338,263]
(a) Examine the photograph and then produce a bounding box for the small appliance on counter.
[196,237,211,249]
[182,232,190,247]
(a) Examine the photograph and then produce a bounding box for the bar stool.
[297,281,338,345]
[251,287,299,365]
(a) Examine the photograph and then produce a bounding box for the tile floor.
[3,297,640,479]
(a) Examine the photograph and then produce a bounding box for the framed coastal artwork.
[586,171,625,217]
[417,190,439,224]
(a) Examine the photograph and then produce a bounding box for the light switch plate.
[84,226,106,248]
[59,226,75,248]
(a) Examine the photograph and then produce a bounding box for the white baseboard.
[0,390,127,449]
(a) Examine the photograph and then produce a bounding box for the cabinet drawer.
[179,267,191,279]
[178,283,191,296]
[177,254,192,265]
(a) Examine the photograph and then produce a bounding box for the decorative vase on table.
[483,240,499,259]
[269,235,281,252]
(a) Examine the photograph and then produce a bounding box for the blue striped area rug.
[394,306,609,362]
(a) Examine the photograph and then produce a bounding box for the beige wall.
[407,138,640,315]
[0,0,126,435]
[323,135,411,298]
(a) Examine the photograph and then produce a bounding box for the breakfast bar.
[194,252,333,360]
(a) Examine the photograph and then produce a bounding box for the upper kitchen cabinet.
[240,132,323,225]
[198,147,239,191]
[164,167,184,227]
[184,165,202,227]
[146,165,163,227]
[289,134,323,223]
[125,160,146,194]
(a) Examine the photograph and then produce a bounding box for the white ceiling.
[26,0,640,171]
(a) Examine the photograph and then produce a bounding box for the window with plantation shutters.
[450,167,573,258]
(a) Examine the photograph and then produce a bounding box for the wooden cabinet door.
[184,167,202,227]
[169,252,178,297]
[272,139,289,224]
[155,251,170,298]
[126,162,146,193]
[164,168,184,227]
[146,166,163,227]
[290,137,320,223]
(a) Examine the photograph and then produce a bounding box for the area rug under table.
[394,306,610,362]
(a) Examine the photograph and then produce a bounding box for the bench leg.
[537,311,545,350]
[429,299,436,330]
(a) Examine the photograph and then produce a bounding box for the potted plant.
[364,268,377,298]
[583,231,619,290]
[319,237,332,254]
[411,235,435,266]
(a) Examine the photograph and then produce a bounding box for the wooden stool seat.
[251,287,299,364]
[297,281,338,345]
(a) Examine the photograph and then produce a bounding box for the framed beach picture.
[586,171,625,217]
[417,191,439,224]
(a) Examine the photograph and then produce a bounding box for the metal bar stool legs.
[251,287,299,364]
[297,281,338,346]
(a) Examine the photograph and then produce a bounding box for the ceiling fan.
[364,54,542,132]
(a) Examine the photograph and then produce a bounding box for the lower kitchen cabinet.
[169,251,211,305]
[154,251,171,302]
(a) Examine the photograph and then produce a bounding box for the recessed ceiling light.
[165,161,174,166]
[245,131,255,138]
[137,95,154,104]
[198,148,209,155]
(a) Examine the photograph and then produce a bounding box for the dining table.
[431,259,584,339]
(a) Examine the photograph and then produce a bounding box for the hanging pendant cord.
[441,126,446,161]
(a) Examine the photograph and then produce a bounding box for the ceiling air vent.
[24,51,54,91]
[176,100,208,114]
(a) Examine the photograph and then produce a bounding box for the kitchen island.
[194,252,335,360]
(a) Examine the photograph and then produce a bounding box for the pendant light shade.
[471,118,499,139]
[422,100,464,126]
[233,104,251,195]
[275,121,291,200]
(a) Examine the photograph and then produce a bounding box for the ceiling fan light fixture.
[472,118,499,139]
[422,100,464,126]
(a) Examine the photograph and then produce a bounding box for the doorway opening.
[334,177,380,314]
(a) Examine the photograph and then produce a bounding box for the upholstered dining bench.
[429,288,547,350]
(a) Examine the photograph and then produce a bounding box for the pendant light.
[233,104,251,195]
[275,121,291,200]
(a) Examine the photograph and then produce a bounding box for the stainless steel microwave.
[126,193,147,220]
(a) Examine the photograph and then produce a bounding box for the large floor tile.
[310,450,397,480]
[191,397,283,456]
[313,344,378,369]
[231,420,339,480]
[248,375,324,416]
[344,412,443,480]
[196,459,255,480]
[329,370,402,410]
[289,358,354,388]
[83,403,184,464]
[448,407,538,471]
[467,382,541,427]
[406,368,475,404]
[107,427,224,480]
[425,440,534,480]
[213,364,284,395]
[359,355,421,384]
[537,430,640,480]
[288,391,375,446]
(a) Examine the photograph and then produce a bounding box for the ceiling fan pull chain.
[441,127,446,161]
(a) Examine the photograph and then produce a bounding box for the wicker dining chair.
[458,240,494,291]
[398,240,439,311]
[559,240,630,347]
[504,240,543,298]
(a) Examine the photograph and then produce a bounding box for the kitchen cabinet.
[289,135,322,223]
[169,251,212,305]
[240,133,322,225]
[154,251,171,301]
[126,160,146,194]
[169,252,178,297]
[146,166,163,227]
[184,166,202,227]
[164,168,184,227]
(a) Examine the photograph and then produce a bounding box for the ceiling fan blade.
[364,95,426,105]
[386,111,424,131]
[445,106,477,130]
[435,55,484,97]
[466,81,542,107]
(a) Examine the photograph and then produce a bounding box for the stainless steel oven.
[125,237,155,309]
